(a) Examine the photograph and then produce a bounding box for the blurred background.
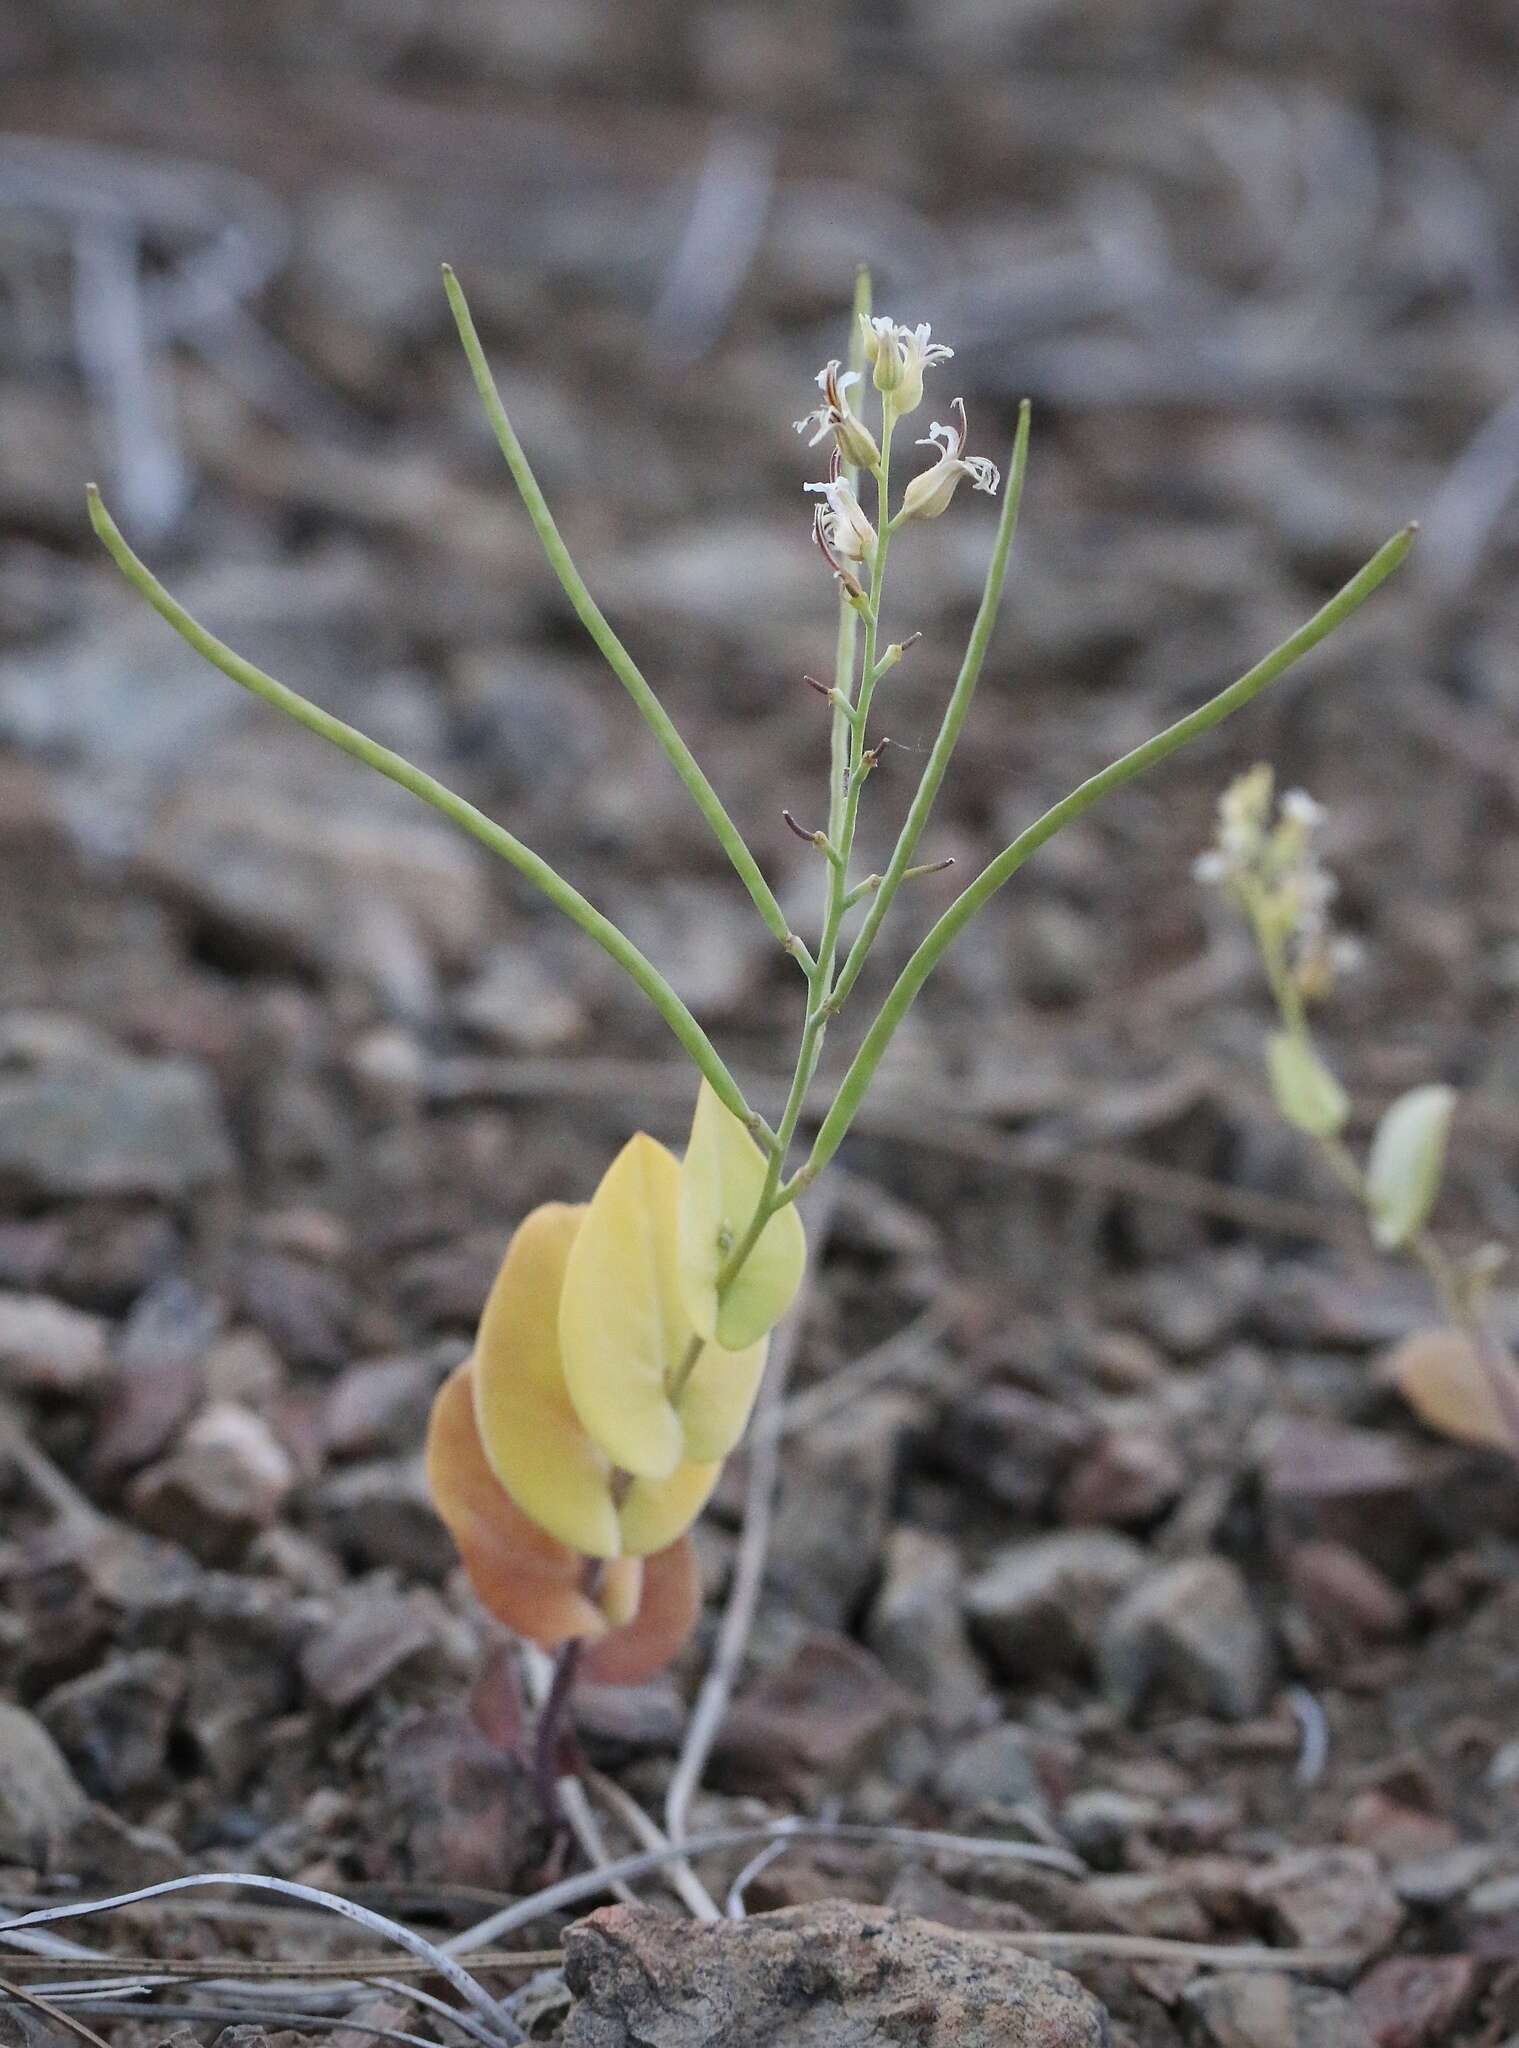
[2,0,1519,1983]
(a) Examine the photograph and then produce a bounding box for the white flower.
[858,316,953,415]
[805,473,877,561]
[1282,789,1326,829]
[1196,767,1358,1000]
[898,400,1000,521]
[794,360,881,472]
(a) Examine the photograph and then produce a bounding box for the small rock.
[1259,1419,1432,1577]
[1247,1847,1404,1955]
[965,1530,1146,1680]
[91,1276,219,1476]
[0,1051,232,1200]
[37,1650,184,1800]
[1087,1869,1211,1941]
[941,1384,1093,1517]
[346,1026,425,1118]
[1128,1263,1245,1357]
[865,1528,988,1726]
[0,1704,88,1867]
[1061,1789,1161,1869]
[237,1250,357,1373]
[1288,1541,1410,1642]
[714,1634,915,1800]
[300,1590,444,1710]
[246,1524,347,1594]
[1390,1842,1499,1908]
[1099,1556,1274,1722]
[142,761,489,992]
[373,1704,542,1891]
[560,1900,1110,2047]
[611,879,769,1017]
[1349,1955,1479,2047]
[1058,1424,1184,1528]
[932,1722,1047,1821]
[0,1291,110,1395]
[312,1456,457,1578]
[768,1395,913,1628]
[323,1349,455,1459]
[129,1403,296,1564]
[1185,1972,1372,2047]
[575,1678,686,1761]
[60,1802,184,1887]
[885,1864,1043,1932]
[1464,1869,1519,1920]
[176,1578,303,1789]
[454,947,587,1051]
[1081,1329,1165,1393]
[1342,1792,1459,1864]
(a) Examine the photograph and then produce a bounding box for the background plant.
[1195,767,1519,1459]
[88,265,1415,1819]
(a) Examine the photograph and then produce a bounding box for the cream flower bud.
[859,316,953,414]
[899,400,1000,521]
[805,475,877,562]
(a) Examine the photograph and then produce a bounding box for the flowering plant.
[1196,768,1519,1458]
[88,267,1413,1797]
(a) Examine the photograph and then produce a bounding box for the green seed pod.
[1365,1083,1456,1249]
[1265,1031,1349,1138]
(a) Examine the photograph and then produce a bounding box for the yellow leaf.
[1383,1326,1519,1452]
[560,1134,690,1479]
[471,1202,622,1558]
[677,1080,806,1350]
[676,1334,769,1461]
[598,1555,644,1629]
[1366,1084,1455,1250]
[1265,1032,1348,1138]
[619,1457,723,1555]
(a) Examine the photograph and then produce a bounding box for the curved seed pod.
[472,1201,623,1558]
[678,1080,806,1350]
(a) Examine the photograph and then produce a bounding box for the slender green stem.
[87,486,755,1130]
[803,523,1418,1182]
[834,401,1031,1008]
[827,268,873,846]
[442,265,803,969]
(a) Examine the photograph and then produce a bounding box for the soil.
[2,2,1519,2043]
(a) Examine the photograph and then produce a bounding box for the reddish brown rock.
[713,1633,915,1799]
[1348,1954,1480,2047]
[561,1900,1110,2046]
[1288,1541,1410,1642]
[1247,1847,1404,1955]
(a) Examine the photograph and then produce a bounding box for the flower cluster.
[1194,764,1357,1000]
[427,1083,805,1682]
[799,319,1000,594]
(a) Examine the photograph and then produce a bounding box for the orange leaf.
[426,1363,700,1681]
[1382,1326,1519,1452]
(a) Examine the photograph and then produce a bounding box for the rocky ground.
[3,2,1519,2043]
